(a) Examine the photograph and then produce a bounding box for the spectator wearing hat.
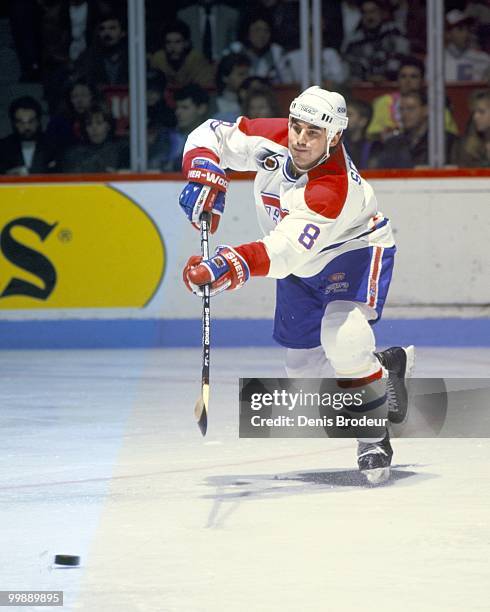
[465,1,490,54]
[445,9,490,82]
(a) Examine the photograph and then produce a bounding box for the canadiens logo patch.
[256,149,283,172]
[328,272,346,282]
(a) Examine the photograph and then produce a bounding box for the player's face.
[288,118,329,170]
[398,66,423,94]
[473,99,490,133]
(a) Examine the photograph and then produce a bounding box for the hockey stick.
[194,210,211,436]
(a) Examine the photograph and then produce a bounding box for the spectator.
[177,0,240,61]
[340,0,362,51]
[344,98,383,169]
[244,0,300,51]
[242,88,280,118]
[281,36,349,86]
[149,20,215,90]
[60,103,128,173]
[454,89,490,166]
[345,0,410,82]
[159,84,211,172]
[223,13,288,83]
[375,90,458,168]
[45,79,100,158]
[147,74,176,129]
[444,9,490,82]
[237,76,273,110]
[39,0,99,68]
[0,97,55,175]
[367,56,459,139]
[465,1,490,53]
[77,12,129,87]
[214,53,251,121]
[39,0,100,109]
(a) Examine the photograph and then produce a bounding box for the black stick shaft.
[195,211,211,435]
[201,212,211,386]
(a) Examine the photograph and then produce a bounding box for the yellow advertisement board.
[0,184,165,308]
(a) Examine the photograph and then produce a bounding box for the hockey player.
[179,86,412,484]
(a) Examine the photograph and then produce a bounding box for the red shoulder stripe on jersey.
[235,241,270,277]
[304,148,348,219]
[182,147,220,174]
[238,117,289,147]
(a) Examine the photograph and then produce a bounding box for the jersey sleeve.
[182,117,289,173]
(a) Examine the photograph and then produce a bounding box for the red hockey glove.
[183,246,250,297]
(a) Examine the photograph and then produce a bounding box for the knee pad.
[285,346,330,378]
[321,301,379,377]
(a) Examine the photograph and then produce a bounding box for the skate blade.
[404,345,415,378]
[362,467,391,485]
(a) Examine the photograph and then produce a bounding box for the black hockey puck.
[54,554,80,566]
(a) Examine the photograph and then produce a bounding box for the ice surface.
[0,347,489,611]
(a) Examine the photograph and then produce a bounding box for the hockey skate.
[375,345,415,425]
[357,432,393,485]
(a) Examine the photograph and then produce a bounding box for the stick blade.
[194,384,209,436]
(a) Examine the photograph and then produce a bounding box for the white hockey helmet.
[289,86,349,158]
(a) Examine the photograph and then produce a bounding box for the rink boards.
[0,175,488,348]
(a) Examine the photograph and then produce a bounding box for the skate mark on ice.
[286,466,434,488]
[202,466,436,512]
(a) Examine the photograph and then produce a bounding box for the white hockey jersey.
[182,117,395,279]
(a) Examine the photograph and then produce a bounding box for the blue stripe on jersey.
[319,218,389,253]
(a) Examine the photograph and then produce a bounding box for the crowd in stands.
[0,0,489,175]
